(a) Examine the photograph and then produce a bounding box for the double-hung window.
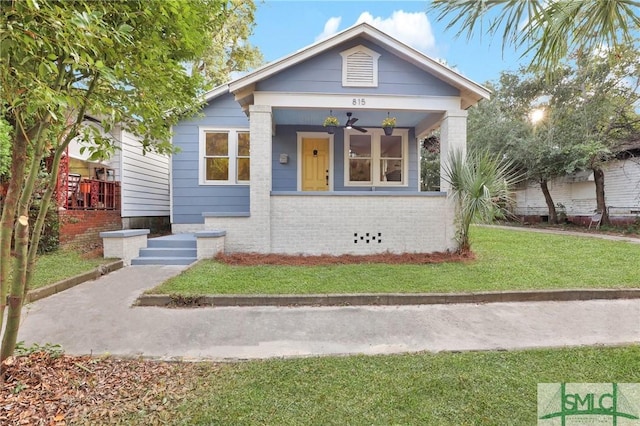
[344,128,408,186]
[200,128,250,184]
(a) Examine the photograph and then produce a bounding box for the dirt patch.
[1,351,216,425]
[80,246,104,259]
[215,250,474,266]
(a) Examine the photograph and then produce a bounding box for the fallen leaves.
[1,351,216,425]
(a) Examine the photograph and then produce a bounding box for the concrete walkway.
[17,265,640,361]
[485,224,640,244]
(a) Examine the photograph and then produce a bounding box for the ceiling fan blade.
[353,125,367,133]
[350,117,359,125]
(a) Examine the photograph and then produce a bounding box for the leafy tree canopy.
[468,43,640,223]
[0,0,261,362]
[1,0,261,156]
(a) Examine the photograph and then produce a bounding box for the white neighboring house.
[61,116,170,230]
[513,141,640,224]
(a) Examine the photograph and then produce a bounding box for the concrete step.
[147,239,196,249]
[138,247,197,258]
[131,256,196,266]
[131,234,197,265]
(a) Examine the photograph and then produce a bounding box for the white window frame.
[343,128,409,187]
[339,45,381,88]
[199,127,250,185]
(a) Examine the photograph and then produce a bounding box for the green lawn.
[122,345,640,425]
[148,226,640,295]
[9,249,113,291]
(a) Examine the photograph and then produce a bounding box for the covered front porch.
[200,101,466,255]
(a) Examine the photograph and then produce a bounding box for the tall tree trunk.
[593,167,608,225]
[0,133,28,340]
[540,179,558,224]
[0,215,28,362]
[0,133,47,362]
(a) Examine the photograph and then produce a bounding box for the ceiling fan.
[345,112,367,133]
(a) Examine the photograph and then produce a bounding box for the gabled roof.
[222,22,490,109]
[201,84,230,104]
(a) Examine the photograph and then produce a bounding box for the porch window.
[200,128,250,184]
[380,135,403,182]
[344,129,408,186]
[348,135,372,182]
[237,132,250,182]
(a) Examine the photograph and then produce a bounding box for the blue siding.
[272,126,299,191]
[258,38,459,97]
[272,125,418,192]
[171,93,250,224]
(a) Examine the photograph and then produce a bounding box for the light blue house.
[170,23,489,255]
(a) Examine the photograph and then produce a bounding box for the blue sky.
[250,0,532,86]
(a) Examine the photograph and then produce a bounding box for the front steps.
[131,234,197,266]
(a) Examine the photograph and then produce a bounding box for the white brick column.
[439,110,468,251]
[249,105,273,253]
[439,110,468,193]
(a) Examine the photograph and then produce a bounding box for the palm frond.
[443,148,522,252]
[430,0,640,76]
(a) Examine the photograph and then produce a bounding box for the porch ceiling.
[272,108,439,129]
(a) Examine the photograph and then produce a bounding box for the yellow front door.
[302,138,329,191]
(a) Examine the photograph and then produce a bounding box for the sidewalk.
[17,265,640,361]
[484,224,640,243]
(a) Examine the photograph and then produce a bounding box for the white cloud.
[314,11,437,55]
[315,16,342,42]
[355,10,436,54]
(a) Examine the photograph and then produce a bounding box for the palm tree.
[443,149,521,253]
[430,0,640,75]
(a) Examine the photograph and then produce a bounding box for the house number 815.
[352,98,366,106]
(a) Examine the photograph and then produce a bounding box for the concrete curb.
[26,260,124,303]
[135,288,640,308]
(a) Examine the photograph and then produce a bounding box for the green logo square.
[538,383,640,425]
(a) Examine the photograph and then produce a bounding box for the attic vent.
[340,45,380,88]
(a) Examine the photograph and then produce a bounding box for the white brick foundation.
[203,193,457,255]
[270,193,456,255]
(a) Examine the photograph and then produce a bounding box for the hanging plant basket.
[323,115,340,134]
[382,115,396,136]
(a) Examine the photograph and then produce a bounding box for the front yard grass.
[148,226,640,295]
[121,345,639,425]
[8,249,113,291]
